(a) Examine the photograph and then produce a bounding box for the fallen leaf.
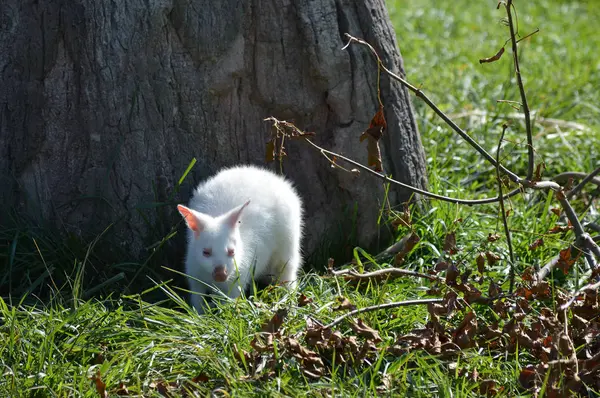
[476,252,486,274]
[445,262,459,285]
[557,246,580,275]
[91,371,108,398]
[349,319,382,342]
[548,224,573,234]
[261,308,288,334]
[529,238,544,251]
[443,232,458,254]
[115,382,130,396]
[298,294,313,307]
[487,233,501,242]
[486,251,500,266]
[333,296,356,311]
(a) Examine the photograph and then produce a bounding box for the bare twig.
[343,34,523,185]
[536,252,563,282]
[331,267,442,283]
[559,279,600,311]
[505,0,535,181]
[554,171,600,188]
[566,166,600,199]
[555,190,598,271]
[373,232,419,262]
[496,124,516,293]
[325,298,443,329]
[448,110,590,132]
[301,133,522,205]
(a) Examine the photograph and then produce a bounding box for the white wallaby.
[177,165,303,313]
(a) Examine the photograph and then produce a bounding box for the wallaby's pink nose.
[213,265,228,282]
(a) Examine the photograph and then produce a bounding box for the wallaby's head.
[177,200,250,283]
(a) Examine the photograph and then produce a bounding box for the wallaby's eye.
[227,248,235,257]
[203,248,212,257]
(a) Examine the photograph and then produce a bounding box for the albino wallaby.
[177,165,303,313]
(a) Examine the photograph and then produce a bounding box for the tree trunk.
[0,0,427,261]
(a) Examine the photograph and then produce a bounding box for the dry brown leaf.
[533,162,545,182]
[443,232,458,254]
[529,238,544,251]
[349,319,382,342]
[391,208,411,230]
[298,294,313,307]
[333,296,356,311]
[479,46,505,64]
[359,105,386,171]
[265,139,275,163]
[479,379,503,396]
[486,251,500,266]
[453,311,477,349]
[91,371,108,398]
[548,224,573,234]
[476,252,486,274]
[394,233,420,265]
[445,262,459,285]
[550,207,561,217]
[261,308,288,334]
[518,365,538,389]
[557,246,580,275]
[487,233,501,242]
[115,382,130,396]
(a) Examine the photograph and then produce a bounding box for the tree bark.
[0,0,427,260]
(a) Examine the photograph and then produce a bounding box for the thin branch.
[505,0,535,180]
[374,232,419,262]
[555,190,598,271]
[448,110,590,132]
[301,135,522,205]
[556,191,600,271]
[559,279,600,311]
[496,124,516,293]
[566,166,600,199]
[516,28,540,44]
[536,252,563,282]
[343,34,523,185]
[325,298,443,329]
[554,171,600,188]
[584,233,600,260]
[331,267,442,283]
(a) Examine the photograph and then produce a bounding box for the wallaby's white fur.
[178,165,303,313]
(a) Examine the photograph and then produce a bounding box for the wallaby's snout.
[212,265,228,282]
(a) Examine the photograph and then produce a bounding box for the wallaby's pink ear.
[177,205,203,238]
[225,200,250,228]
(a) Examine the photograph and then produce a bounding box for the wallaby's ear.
[177,205,205,238]
[225,200,250,228]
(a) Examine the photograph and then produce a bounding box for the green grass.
[1,0,600,396]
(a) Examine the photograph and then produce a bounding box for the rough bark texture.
[0,0,427,259]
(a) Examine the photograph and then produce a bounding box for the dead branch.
[555,190,599,271]
[331,267,442,283]
[496,123,516,292]
[566,166,600,199]
[299,126,523,206]
[373,232,420,262]
[554,171,600,188]
[343,34,523,186]
[559,279,600,311]
[505,0,535,180]
[448,110,590,132]
[325,298,443,329]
